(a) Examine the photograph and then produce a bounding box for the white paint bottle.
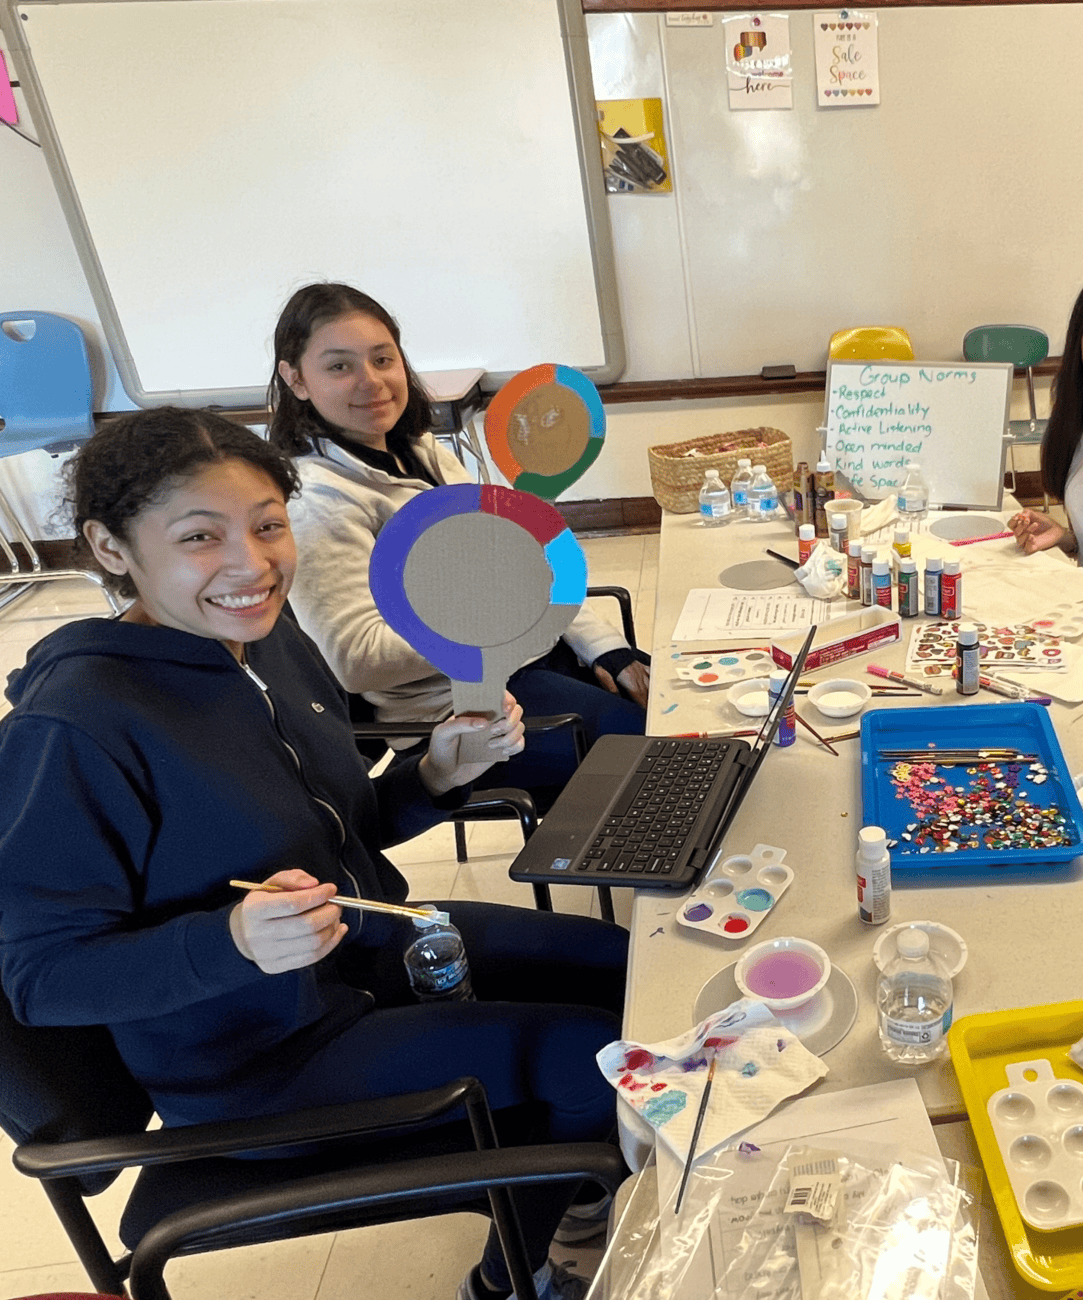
[857,825,892,926]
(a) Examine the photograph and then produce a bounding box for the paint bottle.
[941,559,962,619]
[828,512,848,554]
[856,825,892,926]
[924,555,943,616]
[892,527,911,561]
[956,621,980,695]
[897,557,919,618]
[798,523,816,565]
[872,558,892,608]
[792,461,813,531]
[860,546,876,606]
[847,540,863,601]
[768,670,796,747]
[812,453,834,537]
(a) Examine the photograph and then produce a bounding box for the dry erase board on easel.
[823,359,1013,509]
[1,0,622,406]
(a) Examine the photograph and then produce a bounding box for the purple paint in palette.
[743,950,823,999]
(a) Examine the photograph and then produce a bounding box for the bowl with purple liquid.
[734,936,831,1012]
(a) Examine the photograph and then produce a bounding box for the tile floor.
[0,530,658,1300]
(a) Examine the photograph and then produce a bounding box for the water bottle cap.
[751,463,766,473]
[737,458,752,467]
[413,906,451,928]
[897,927,930,959]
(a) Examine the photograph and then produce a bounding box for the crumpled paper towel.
[795,542,846,599]
[597,999,828,1162]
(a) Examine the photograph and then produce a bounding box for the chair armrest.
[587,584,637,649]
[14,1076,491,1181]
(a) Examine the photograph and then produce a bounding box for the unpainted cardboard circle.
[718,559,799,590]
[927,513,1004,541]
[507,380,591,476]
[403,512,551,646]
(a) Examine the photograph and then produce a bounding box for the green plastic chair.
[963,324,1050,500]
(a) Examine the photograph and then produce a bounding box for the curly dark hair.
[266,282,432,457]
[1042,286,1083,503]
[66,406,300,597]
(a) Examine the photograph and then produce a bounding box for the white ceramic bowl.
[727,676,773,717]
[735,936,832,1011]
[807,678,871,718]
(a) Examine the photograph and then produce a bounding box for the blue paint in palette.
[736,887,773,912]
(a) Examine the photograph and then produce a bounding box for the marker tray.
[950,1002,1083,1291]
[859,703,1083,871]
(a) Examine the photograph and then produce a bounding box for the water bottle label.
[883,1007,952,1045]
[700,502,730,520]
[732,488,749,506]
[899,494,926,512]
[763,492,779,510]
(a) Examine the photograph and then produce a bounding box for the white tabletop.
[624,506,1083,1136]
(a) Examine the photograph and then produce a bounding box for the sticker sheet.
[905,620,1064,677]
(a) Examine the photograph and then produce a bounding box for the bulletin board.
[1,0,623,406]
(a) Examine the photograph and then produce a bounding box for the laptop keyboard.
[577,738,731,878]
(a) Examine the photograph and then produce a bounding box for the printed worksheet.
[672,590,839,639]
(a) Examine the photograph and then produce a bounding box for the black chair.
[0,989,624,1300]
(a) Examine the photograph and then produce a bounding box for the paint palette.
[1035,603,1083,642]
[672,648,775,689]
[906,620,1065,676]
[677,843,793,941]
[987,1058,1083,1231]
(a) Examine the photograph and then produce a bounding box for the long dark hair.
[267,283,432,457]
[1042,287,1083,502]
[66,407,300,597]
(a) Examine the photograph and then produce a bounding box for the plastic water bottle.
[747,464,779,521]
[403,907,474,1002]
[897,461,929,522]
[730,458,754,518]
[698,470,732,526]
[877,926,952,1065]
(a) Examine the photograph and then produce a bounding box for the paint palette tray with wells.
[676,843,792,941]
[672,648,776,689]
[987,1058,1083,1231]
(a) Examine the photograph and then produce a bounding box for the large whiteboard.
[3,0,622,405]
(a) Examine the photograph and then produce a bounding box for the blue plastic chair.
[0,312,119,612]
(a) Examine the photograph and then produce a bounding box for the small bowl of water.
[734,936,831,1011]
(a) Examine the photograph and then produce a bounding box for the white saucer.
[872,920,968,979]
[693,963,858,1056]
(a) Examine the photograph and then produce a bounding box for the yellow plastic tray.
[949,1001,1083,1292]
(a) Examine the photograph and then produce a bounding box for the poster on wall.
[723,14,793,111]
[596,98,673,194]
[814,10,881,105]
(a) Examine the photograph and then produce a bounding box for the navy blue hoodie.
[0,615,461,1123]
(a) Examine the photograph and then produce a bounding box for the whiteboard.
[3,0,622,406]
[823,359,1012,509]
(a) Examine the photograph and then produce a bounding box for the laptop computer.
[510,627,815,893]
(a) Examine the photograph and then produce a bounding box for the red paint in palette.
[723,914,750,934]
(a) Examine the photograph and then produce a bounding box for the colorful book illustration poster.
[596,98,673,194]
[723,14,793,111]
[814,10,880,106]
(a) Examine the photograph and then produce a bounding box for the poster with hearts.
[814,10,880,106]
[723,14,793,111]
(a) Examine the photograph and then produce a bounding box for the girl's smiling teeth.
[208,589,273,610]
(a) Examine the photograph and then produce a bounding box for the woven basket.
[648,427,793,514]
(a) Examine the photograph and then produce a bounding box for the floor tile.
[318,1213,487,1299]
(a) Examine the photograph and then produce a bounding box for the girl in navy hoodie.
[0,407,626,1300]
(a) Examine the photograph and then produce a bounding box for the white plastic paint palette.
[1036,604,1083,642]
[673,649,774,689]
[677,843,793,941]
[987,1058,1083,1230]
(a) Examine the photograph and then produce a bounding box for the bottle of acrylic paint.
[798,523,816,565]
[941,558,962,619]
[924,555,943,616]
[847,540,863,601]
[856,825,891,926]
[793,461,813,531]
[956,621,980,695]
[860,546,876,606]
[897,557,919,618]
[828,512,848,554]
[812,453,834,537]
[768,670,796,747]
[892,527,911,562]
[871,558,892,608]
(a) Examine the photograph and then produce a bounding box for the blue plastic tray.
[859,703,1083,871]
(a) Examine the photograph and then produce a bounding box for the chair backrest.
[0,984,153,1195]
[0,312,94,456]
[829,326,915,362]
[962,324,1049,369]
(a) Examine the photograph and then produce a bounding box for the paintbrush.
[230,880,432,920]
[674,1051,717,1215]
[795,709,839,756]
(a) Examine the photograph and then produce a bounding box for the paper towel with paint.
[597,1000,827,1162]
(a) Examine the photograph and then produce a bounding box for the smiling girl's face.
[278,311,409,453]
[84,458,296,660]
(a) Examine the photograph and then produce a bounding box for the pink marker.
[866,664,944,696]
[949,530,1013,547]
